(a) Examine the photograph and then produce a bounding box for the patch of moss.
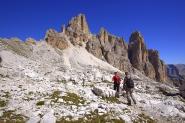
[0,110,27,123]
[0,100,7,107]
[61,92,85,106]
[36,101,45,106]
[101,96,121,103]
[133,113,156,123]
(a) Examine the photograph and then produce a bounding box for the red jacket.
[112,75,121,84]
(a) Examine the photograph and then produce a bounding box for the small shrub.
[62,92,85,106]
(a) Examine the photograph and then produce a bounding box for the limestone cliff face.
[128,32,155,79]
[45,14,168,82]
[86,28,132,72]
[128,32,167,82]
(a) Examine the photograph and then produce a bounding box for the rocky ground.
[0,39,185,123]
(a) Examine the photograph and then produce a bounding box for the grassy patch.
[36,101,45,106]
[133,113,156,123]
[57,110,125,123]
[101,97,121,103]
[0,110,27,123]
[61,92,85,106]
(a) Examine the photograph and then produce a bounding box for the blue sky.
[0,0,185,64]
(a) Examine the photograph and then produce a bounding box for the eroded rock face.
[45,29,69,50]
[128,32,155,79]
[86,28,132,72]
[128,32,167,82]
[148,49,167,82]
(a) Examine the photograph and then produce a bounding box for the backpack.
[125,78,134,88]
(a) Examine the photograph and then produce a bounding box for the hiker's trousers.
[126,88,136,104]
[114,83,120,92]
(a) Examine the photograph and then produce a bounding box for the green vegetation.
[101,97,121,103]
[133,113,156,123]
[0,110,27,123]
[36,101,45,106]
[61,92,86,106]
[50,91,61,103]
[57,110,125,123]
[0,100,7,107]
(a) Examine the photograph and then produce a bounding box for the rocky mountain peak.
[128,31,148,70]
[129,31,145,44]
[98,27,109,42]
[67,13,90,34]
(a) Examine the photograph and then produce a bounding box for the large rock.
[148,49,167,82]
[45,29,69,50]
[93,86,116,97]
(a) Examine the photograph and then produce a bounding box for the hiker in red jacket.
[112,72,121,93]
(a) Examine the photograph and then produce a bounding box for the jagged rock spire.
[98,27,109,42]
[67,13,90,34]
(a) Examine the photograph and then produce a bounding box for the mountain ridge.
[45,13,167,82]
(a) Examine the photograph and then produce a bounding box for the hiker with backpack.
[112,72,121,95]
[123,72,136,105]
